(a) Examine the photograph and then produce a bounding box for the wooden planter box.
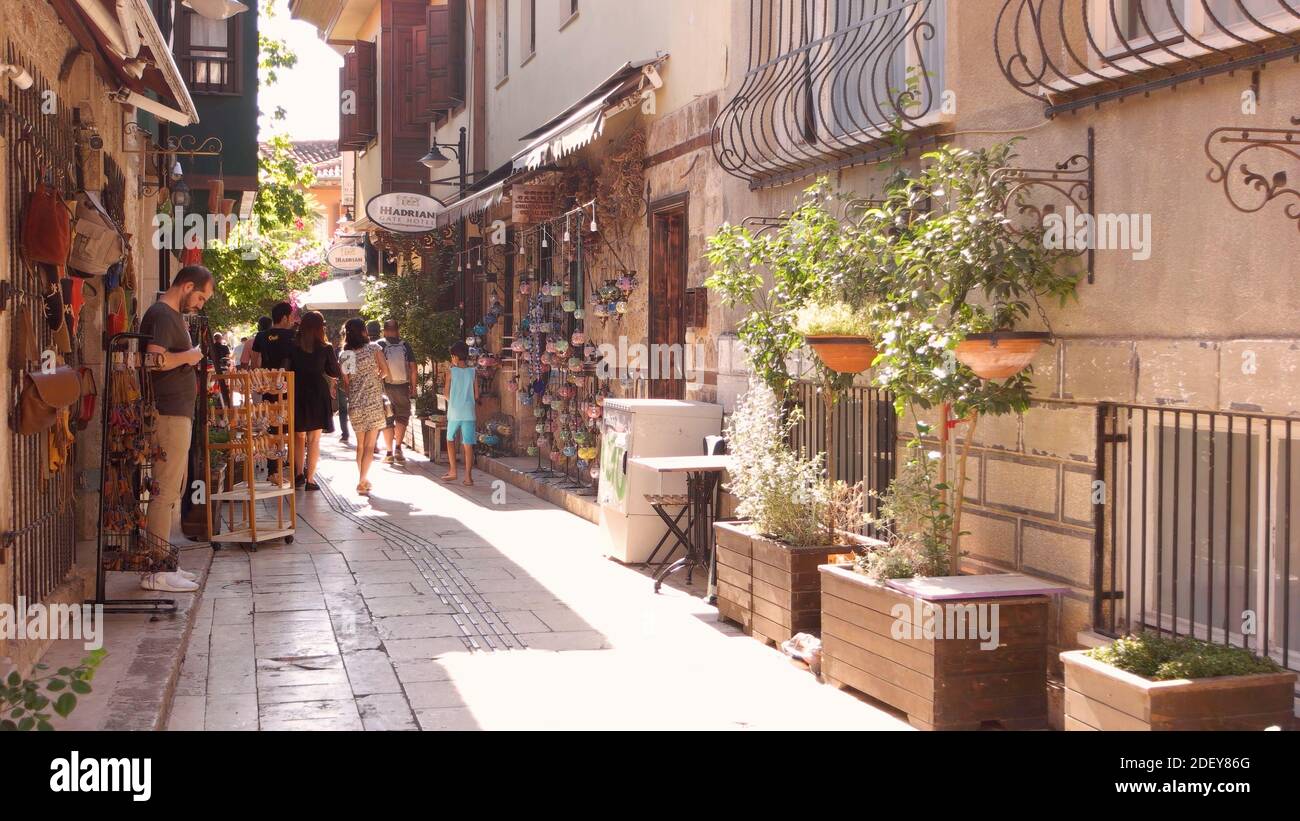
[818,564,1050,730]
[713,521,856,646]
[1061,650,1297,731]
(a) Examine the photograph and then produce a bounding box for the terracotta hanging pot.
[954,331,1051,380]
[804,335,878,375]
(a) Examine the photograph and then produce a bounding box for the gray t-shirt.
[140,301,197,418]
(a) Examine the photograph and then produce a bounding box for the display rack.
[92,332,178,614]
[205,369,296,551]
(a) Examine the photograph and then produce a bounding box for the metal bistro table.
[632,455,732,600]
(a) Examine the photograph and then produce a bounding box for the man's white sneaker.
[176,568,199,582]
[140,572,199,593]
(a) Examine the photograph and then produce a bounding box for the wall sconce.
[0,63,34,90]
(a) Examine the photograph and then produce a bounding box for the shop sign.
[365,192,443,233]
[327,243,366,272]
[511,184,558,224]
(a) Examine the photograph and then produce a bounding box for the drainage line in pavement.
[312,476,526,652]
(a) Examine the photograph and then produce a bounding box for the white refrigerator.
[597,399,724,563]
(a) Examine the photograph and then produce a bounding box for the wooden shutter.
[448,0,466,105]
[426,3,451,114]
[355,41,378,141]
[411,18,433,123]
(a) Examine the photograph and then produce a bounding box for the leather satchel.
[75,366,98,431]
[18,367,81,436]
[19,183,71,266]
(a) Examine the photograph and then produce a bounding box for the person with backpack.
[377,319,418,465]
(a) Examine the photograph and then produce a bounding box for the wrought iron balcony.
[995,1,1300,116]
[713,0,948,189]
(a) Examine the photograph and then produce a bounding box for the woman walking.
[290,311,342,491]
[341,317,390,496]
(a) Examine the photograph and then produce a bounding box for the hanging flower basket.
[804,335,878,375]
[954,331,1051,380]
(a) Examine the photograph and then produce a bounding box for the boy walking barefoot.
[442,341,478,486]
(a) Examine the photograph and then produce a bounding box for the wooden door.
[648,195,688,399]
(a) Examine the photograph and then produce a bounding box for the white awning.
[434,180,507,228]
[510,55,666,174]
[299,274,367,311]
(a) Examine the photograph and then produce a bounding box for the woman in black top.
[291,311,342,490]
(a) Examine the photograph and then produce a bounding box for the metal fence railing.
[1094,402,1298,673]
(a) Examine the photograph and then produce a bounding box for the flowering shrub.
[725,381,863,546]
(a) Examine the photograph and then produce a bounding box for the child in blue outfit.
[442,340,478,486]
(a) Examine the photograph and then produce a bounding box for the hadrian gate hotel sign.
[365,192,444,234]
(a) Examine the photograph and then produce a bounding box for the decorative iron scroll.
[370,227,455,256]
[993,128,1097,281]
[995,1,1300,116]
[1205,114,1300,230]
[713,0,946,189]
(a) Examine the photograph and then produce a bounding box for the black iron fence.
[3,44,78,605]
[788,380,897,531]
[1094,402,1298,672]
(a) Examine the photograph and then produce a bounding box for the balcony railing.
[995,1,1300,116]
[713,0,947,189]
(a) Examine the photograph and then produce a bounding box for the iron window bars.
[1094,401,1297,672]
[714,0,948,189]
[995,1,1300,117]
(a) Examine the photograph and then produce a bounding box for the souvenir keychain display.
[204,368,296,550]
[93,333,179,614]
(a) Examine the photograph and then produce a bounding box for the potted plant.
[954,331,1051,380]
[714,380,878,647]
[817,142,1081,729]
[794,301,877,375]
[1061,633,1296,731]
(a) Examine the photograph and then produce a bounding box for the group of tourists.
[134,264,479,592]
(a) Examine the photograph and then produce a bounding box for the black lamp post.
[419,126,468,197]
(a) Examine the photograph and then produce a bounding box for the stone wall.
[0,0,151,671]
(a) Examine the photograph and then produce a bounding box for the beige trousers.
[146,414,193,545]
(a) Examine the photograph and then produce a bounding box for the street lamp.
[170,160,191,209]
[419,126,467,196]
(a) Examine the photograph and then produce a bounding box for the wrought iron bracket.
[1205,114,1300,231]
[993,128,1096,283]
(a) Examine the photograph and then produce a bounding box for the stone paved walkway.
[168,437,911,730]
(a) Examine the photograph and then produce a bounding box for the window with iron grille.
[995,1,1300,116]
[714,0,949,189]
[1096,404,1298,674]
[174,7,241,95]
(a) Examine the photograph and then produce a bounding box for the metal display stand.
[91,333,178,614]
[205,369,296,551]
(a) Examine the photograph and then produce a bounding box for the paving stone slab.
[357,693,420,731]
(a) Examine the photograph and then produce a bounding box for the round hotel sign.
[364,192,443,233]
[327,243,366,271]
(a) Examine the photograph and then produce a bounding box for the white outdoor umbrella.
[299,275,367,311]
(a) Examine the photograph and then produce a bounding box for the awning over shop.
[433,179,507,228]
[55,0,200,126]
[299,274,367,311]
[510,54,667,174]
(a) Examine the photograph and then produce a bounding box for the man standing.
[378,319,418,464]
[139,265,214,593]
[251,302,296,483]
[211,332,231,401]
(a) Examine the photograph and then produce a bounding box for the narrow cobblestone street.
[167,440,910,731]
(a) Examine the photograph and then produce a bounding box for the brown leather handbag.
[19,183,72,266]
[18,367,81,435]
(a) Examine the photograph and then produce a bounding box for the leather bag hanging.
[75,366,98,431]
[68,195,125,275]
[18,366,81,435]
[19,182,72,266]
[8,308,39,371]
